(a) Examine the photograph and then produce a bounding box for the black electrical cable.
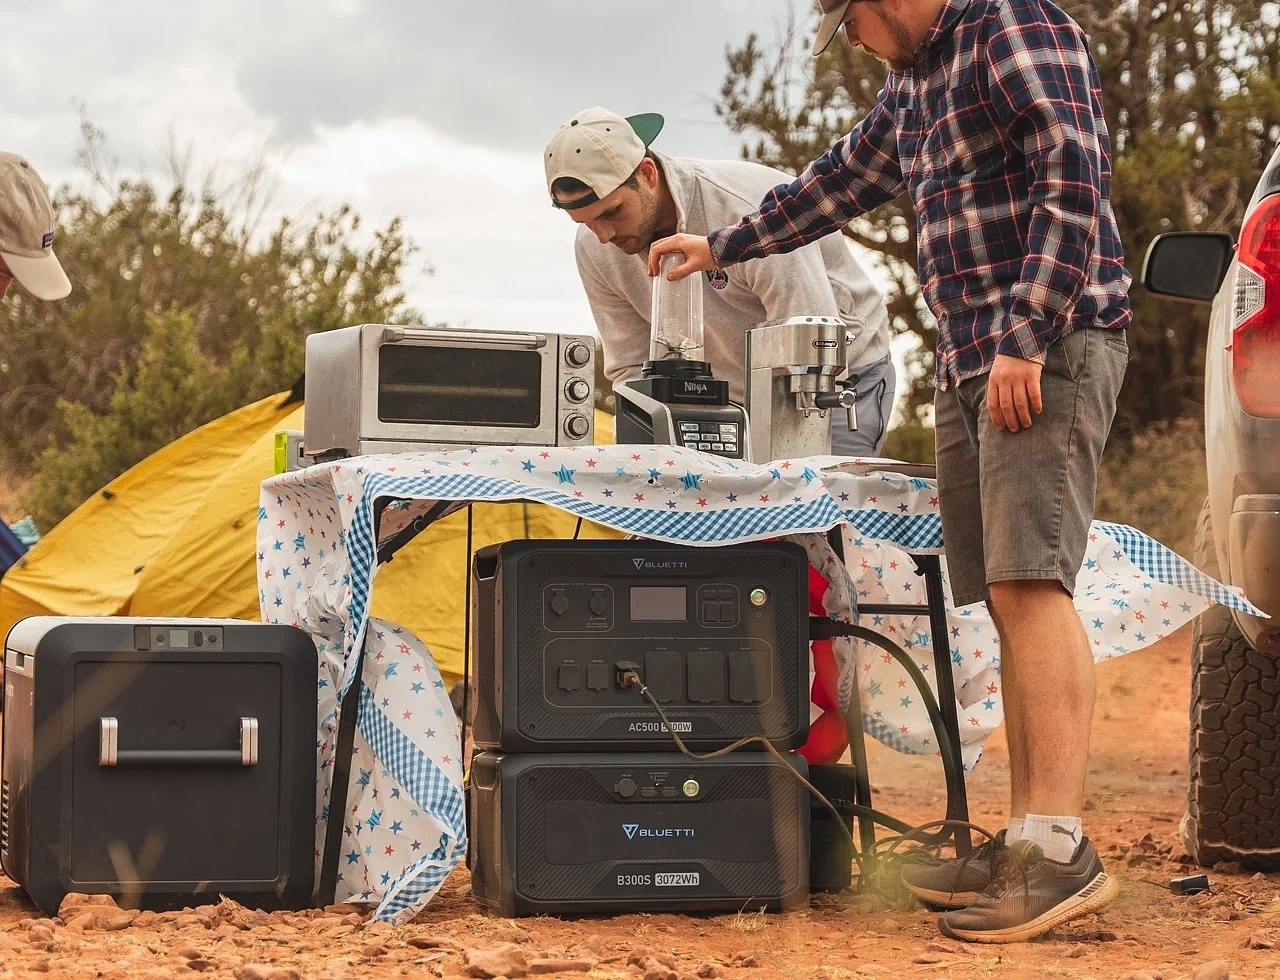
[618,665,999,902]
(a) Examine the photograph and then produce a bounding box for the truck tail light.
[1232,193,1280,418]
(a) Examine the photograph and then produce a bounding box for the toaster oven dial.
[565,378,591,403]
[565,341,592,368]
[564,414,591,439]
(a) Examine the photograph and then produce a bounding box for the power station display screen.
[629,587,687,621]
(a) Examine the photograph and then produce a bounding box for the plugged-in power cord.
[615,664,996,903]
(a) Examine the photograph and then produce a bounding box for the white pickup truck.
[1142,140,1280,867]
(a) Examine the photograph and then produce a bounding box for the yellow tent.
[0,391,620,684]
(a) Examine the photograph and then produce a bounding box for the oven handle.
[381,326,547,350]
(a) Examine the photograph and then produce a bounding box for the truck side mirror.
[1141,231,1236,304]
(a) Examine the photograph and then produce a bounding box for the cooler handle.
[98,717,258,767]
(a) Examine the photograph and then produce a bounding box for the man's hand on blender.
[647,234,717,280]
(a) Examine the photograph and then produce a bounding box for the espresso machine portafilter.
[744,316,858,462]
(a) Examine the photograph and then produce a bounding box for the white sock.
[1021,814,1083,863]
[1006,817,1025,843]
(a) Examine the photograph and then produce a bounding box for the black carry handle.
[318,644,368,907]
[98,717,259,767]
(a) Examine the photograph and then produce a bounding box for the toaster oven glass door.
[378,344,543,427]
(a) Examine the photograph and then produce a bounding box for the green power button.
[682,779,700,797]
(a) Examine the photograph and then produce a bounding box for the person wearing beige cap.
[0,152,72,302]
[544,106,895,457]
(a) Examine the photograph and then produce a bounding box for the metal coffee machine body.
[744,316,859,462]
[614,254,749,459]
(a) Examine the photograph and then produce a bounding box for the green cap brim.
[626,113,665,147]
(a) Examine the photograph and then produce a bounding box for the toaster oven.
[303,324,596,459]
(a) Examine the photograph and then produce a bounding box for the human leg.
[937,328,1128,940]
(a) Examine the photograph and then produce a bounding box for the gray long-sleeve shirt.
[574,151,892,406]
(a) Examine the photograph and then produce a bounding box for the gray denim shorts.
[934,327,1129,607]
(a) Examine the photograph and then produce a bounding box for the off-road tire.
[1182,497,1280,869]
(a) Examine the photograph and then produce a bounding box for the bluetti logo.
[623,823,696,839]
[630,558,689,570]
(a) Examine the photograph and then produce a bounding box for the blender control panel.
[675,419,743,458]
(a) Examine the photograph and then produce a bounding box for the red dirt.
[2,625,1278,979]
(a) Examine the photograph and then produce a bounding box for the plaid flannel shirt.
[708,0,1132,389]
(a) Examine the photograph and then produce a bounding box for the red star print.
[397,643,409,654]
[986,682,998,694]
[412,663,422,672]
[277,519,286,529]
[900,725,909,734]
[574,491,584,498]
[780,461,792,469]
[969,717,980,726]
[897,678,907,688]
[889,561,898,570]
[586,459,597,468]
[759,495,769,503]
[540,451,550,459]
[264,570,272,579]
[634,493,645,502]
[402,710,412,720]
[632,454,642,461]
[869,496,878,504]
[385,845,394,856]
[929,496,939,507]
[697,499,708,507]
[665,460,675,467]
[441,755,452,765]
[1089,533,1097,541]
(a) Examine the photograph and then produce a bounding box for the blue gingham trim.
[842,509,944,552]
[357,684,466,921]
[1094,521,1267,617]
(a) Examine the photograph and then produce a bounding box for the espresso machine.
[614,255,749,459]
[744,316,859,462]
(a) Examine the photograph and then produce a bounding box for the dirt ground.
[2,625,1278,979]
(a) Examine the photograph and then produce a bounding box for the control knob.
[565,377,591,403]
[565,342,592,368]
[615,777,637,798]
[564,414,590,439]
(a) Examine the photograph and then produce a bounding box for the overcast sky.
[1,0,898,349]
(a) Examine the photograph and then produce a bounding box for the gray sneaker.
[937,837,1119,943]
[900,830,1006,909]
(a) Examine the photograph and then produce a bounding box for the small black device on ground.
[467,750,810,916]
[1,617,317,915]
[470,539,809,752]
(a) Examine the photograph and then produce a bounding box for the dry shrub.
[1095,417,1206,560]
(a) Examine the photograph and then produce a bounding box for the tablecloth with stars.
[258,444,1262,922]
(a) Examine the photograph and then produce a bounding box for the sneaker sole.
[936,871,1120,944]
[903,883,984,910]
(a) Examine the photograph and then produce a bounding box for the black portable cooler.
[1,617,317,915]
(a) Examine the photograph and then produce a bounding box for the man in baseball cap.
[813,0,855,56]
[0,151,71,301]
[544,106,896,458]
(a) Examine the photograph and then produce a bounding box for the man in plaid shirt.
[650,0,1130,943]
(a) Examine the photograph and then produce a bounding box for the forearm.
[708,104,904,268]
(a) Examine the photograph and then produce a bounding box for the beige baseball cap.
[0,152,71,301]
[544,107,665,211]
[814,0,853,56]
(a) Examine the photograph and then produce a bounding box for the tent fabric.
[0,522,27,578]
[0,393,619,683]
